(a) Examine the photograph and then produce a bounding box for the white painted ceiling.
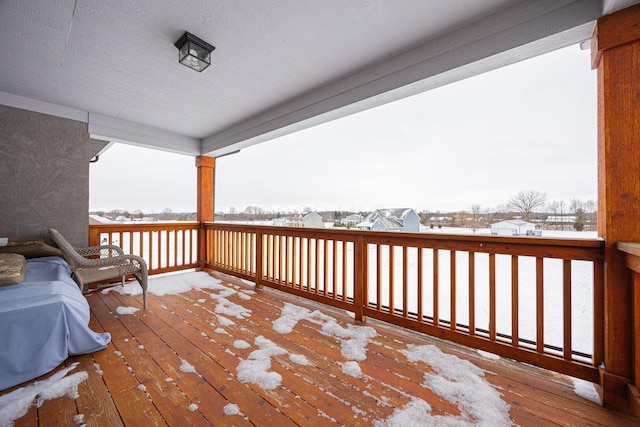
[0,0,636,157]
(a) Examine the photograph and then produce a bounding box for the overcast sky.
[90,44,596,214]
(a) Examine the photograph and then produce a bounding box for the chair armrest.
[73,253,147,270]
[76,245,125,258]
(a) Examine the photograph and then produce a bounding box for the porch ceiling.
[0,0,637,157]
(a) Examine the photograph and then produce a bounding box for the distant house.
[342,214,363,226]
[88,215,115,225]
[302,212,324,228]
[546,215,576,223]
[273,214,303,227]
[357,209,420,232]
[490,220,535,236]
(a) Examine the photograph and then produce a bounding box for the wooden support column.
[592,3,640,414]
[196,156,215,269]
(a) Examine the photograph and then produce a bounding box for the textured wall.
[0,105,97,247]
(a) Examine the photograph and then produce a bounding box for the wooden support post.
[255,230,264,289]
[353,235,365,323]
[88,225,100,247]
[591,3,640,415]
[617,243,640,418]
[196,156,215,269]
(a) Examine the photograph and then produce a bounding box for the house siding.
[402,210,421,232]
[490,220,535,236]
[0,105,101,247]
[302,212,323,228]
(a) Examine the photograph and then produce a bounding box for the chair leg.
[135,271,148,309]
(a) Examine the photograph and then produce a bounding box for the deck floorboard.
[3,271,639,426]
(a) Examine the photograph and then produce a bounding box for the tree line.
[458,190,596,233]
[94,190,596,232]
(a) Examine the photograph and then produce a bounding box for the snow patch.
[73,413,85,425]
[0,363,88,427]
[233,340,251,350]
[187,403,198,412]
[179,358,200,377]
[374,397,433,427]
[320,319,377,361]
[93,363,103,376]
[102,271,224,297]
[237,336,286,390]
[213,297,251,319]
[289,353,310,366]
[272,303,330,334]
[137,384,146,391]
[569,376,602,405]
[477,350,500,360]
[116,306,139,315]
[237,292,252,301]
[273,303,376,361]
[341,361,363,378]
[399,344,512,427]
[214,327,230,335]
[216,315,236,326]
[223,403,243,416]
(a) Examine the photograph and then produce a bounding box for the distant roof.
[491,219,533,226]
[89,215,115,225]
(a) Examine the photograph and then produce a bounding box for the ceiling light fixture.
[174,31,215,72]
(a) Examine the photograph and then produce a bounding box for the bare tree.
[508,190,547,220]
[491,204,509,222]
[547,200,567,229]
[584,200,596,213]
[546,201,559,229]
[467,204,486,234]
[584,199,597,230]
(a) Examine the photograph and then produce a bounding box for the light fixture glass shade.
[175,32,215,72]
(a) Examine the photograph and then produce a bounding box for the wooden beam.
[196,156,215,269]
[592,2,640,415]
[196,156,215,223]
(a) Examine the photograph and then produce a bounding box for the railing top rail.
[203,222,604,260]
[90,222,199,231]
[617,241,640,257]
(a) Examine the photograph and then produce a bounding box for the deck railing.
[88,222,604,382]
[89,222,199,275]
[203,222,604,383]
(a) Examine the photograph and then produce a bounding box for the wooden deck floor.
[3,271,639,426]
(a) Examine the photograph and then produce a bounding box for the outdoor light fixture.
[174,31,215,72]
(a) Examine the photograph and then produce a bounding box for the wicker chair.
[49,228,148,308]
